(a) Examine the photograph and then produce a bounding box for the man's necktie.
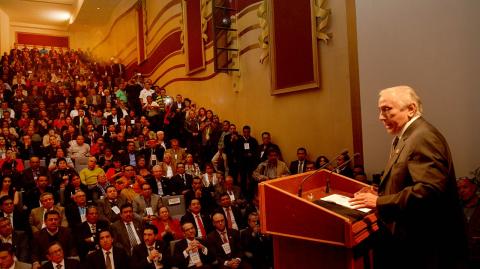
[221,232,228,244]
[390,136,400,158]
[56,264,62,269]
[91,224,96,234]
[298,161,304,173]
[195,215,206,238]
[126,222,139,248]
[105,251,112,269]
[226,208,233,229]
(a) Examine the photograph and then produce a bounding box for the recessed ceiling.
[0,0,120,30]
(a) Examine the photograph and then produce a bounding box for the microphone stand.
[297,149,348,198]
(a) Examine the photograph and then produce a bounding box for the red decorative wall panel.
[16,32,69,48]
[184,0,205,74]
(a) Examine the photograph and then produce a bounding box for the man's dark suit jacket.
[184,188,216,215]
[131,240,170,269]
[173,238,213,269]
[41,258,81,269]
[21,165,49,190]
[65,203,85,231]
[170,173,193,195]
[110,219,143,255]
[289,160,312,174]
[86,247,130,269]
[217,206,245,230]
[11,230,30,263]
[76,219,110,260]
[145,175,171,196]
[180,212,213,239]
[376,117,467,269]
[1,209,31,235]
[206,228,244,266]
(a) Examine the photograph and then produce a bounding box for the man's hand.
[349,192,378,209]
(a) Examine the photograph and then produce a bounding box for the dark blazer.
[65,204,85,231]
[207,228,244,266]
[21,166,49,190]
[180,212,213,239]
[110,219,144,255]
[76,220,110,261]
[146,175,171,196]
[11,230,30,263]
[86,246,130,269]
[376,117,467,269]
[289,160,312,174]
[184,188,216,215]
[131,240,171,269]
[216,206,245,230]
[1,209,31,235]
[170,173,193,195]
[41,258,81,269]
[173,238,213,269]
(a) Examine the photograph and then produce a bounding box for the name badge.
[131,120,135,124]
[222,243,231,254]
[243,143,250,150]
[112,206,120,214]
[80,214,87,222]
[146,207,153,216]
[189,251,201,264]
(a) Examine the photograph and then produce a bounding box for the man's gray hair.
[379,85,423,116]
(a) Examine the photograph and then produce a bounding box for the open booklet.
[320,194,372,213]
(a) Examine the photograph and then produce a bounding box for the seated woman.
[0,176,20,206]
[152,206,183,244]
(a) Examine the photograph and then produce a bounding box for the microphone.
[326,152,360,193]
[297,149,349,198]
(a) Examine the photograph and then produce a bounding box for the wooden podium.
[258,170,378,269]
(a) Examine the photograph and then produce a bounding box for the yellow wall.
[0,8,10,54]
[70,0,358,164]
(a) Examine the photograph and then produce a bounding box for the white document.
[321,194,372,213]
[112,206,120,214]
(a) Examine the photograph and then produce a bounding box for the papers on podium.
[320,194,372,213]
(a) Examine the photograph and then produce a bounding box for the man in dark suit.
[180,199,213,240]
[349,86,467,269]
[32,210,77,268]
[0,217,30,263]
[0,196,30,234]
[214,176,246,209]
[65,190,88,232]
[173,222,213,269]
[76,206,110,261]
[146,165,171,196]
[41,242,80,269]
[86,229,130,269]
[97,185,127,224]
[132,182,162,223]
[170,163,193,195]
[131,224,170,269]
[110,204,143,256]
[21,156,49,191]
[184,177,216,215]
[72,108,87,135]
[217,193,245,230]
[207,212,251,269]
[289,147,312,174]
[240,212,273,269]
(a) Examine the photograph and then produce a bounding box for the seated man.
[65,190,88,231]
[24,175,57,211]
[29,192,68,233]
[216,193,245,230]
[207,212,251,269]
[173,222,213,269]
[214,175,246,209]
[0,195,30,234]
[289,147,312,174]
[67,135,90,159]
[76,205,110,261]
[86,229,130,269]
[132,182,163,223]
[0,243,31,269]
[97,185,127,224]
[0,217,30,263]
[184,177,216,215]
[79,156,105,188]
[32,210,77,268]
[180,199,213,240]
[252,149,290,182]
[110,204,143,256]
[41,242,81,269]
[240,212,273,269]
[131,224,171,269]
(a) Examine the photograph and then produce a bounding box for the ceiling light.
[45,10,71,22]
